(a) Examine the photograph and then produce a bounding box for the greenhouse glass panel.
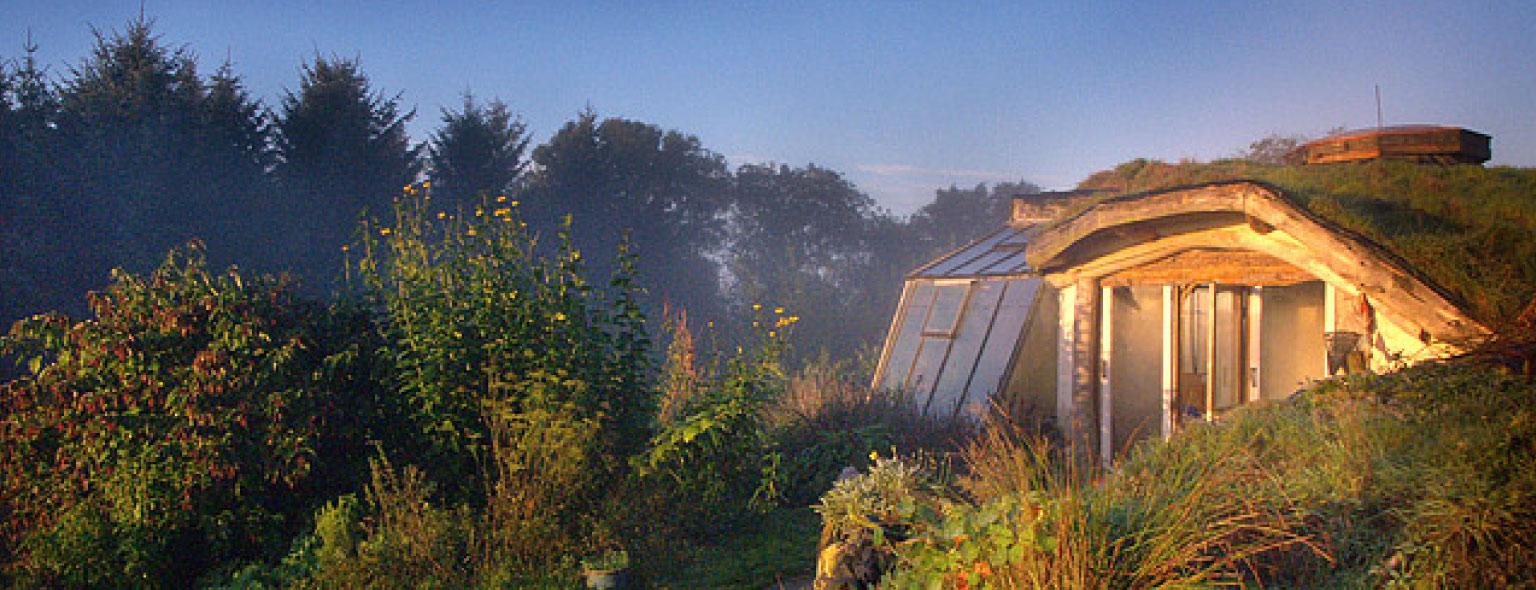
[967,278,1042,399]
[878,282,934,390]
[907,336,951,397]
[930,280,1006,415]
[924,284,969,336]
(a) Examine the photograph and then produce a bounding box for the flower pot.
[583,566,631,590]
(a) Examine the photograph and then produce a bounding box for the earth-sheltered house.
[872,180,1489,464]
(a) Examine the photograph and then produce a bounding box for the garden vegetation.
[4,16,1536,590]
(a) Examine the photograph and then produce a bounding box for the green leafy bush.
[0,244,382,587]
[633,327,787,536]
[353,186,653,562]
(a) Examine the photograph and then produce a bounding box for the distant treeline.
[0,17,1038,362]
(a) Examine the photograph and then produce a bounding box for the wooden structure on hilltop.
[1291,125,1491,165]
[873,181,1488,465]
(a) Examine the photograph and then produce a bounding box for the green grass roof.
[1073,159,1536,328]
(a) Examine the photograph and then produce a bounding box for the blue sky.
[5,1,1534,214]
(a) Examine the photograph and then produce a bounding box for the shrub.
[353,186,654,562]
[0,244,382,586]
[632,323,786,537]
[768,354,973,507]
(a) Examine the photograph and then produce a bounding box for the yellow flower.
[341,245,349,252]
[768,331,776,338]
[494,208,511,217]
[467,228,477,236]
[511,200,520,207]
[380,228,392,236]
[496,195,508,203]
[554,312,567,321]
[423,181,432,188]
[752,304,761,310]
[437,212,447,219]
[774,307,784,314]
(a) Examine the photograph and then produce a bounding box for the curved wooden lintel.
[1027,181,1489,348]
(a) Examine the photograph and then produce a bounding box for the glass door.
[1176,285,1250,425]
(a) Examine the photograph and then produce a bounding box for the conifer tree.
[274,55,420,281]
[427,93,528,205]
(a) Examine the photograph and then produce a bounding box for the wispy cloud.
[855,164,1020,182]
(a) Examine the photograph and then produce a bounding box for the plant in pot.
[581,549,631,589]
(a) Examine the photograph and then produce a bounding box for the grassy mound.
[829,362,1536,588]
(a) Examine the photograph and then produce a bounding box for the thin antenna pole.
[1375,85,1383,130]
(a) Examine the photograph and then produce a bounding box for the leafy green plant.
[353,186,655,562]
[0,243,382,586]
[815,454,933,544]
[633,325,787,535]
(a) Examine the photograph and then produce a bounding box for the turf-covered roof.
[1071,159,1536,328]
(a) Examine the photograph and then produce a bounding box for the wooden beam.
[1056,284,1076,436]
[1248,288,1263,403]
[1101,249,1313,287]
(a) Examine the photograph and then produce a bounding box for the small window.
[923,285,969,336]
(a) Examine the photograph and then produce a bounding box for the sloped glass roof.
[875,276,1043,417]
[909,226,1037,279]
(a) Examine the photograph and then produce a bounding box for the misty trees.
[526,112,730,320]
[726,164,887,356]
[274,55,421,282]
[907,181,1041,253]
[0,16,1054,372]
[55,20,210,269]
[0,40,69,326]
[426,94,529,205]
[1,21,276,324]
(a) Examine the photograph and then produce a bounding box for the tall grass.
[833,361,1536,588]
[768,356,974,506]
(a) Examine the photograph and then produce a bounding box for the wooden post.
[1072,278,1101,461]
[1204,284,1216,423]
[1324,282,1337,376]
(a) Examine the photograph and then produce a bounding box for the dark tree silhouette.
[55,18,209,267]
[274,55,420,283]
[0,36,69,326]
[526,110,730,321]
[427,93,529,205]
